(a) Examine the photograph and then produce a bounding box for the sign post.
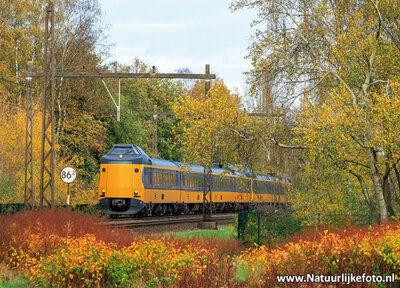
[60,166,77,208]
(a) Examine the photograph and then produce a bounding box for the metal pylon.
[202,64,212,221]
[39,1,55,208]
[24,62,34,208]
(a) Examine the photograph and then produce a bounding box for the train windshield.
[109,147,139,155]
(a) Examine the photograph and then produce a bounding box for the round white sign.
[60,166,77,184]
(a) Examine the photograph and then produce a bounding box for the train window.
[144,168,177,189]
[276,183,282,195]
[198,175,203,188]
[213,175,229,191]
[282,184,288,195]
[143,168,151,186]
[150,169,177,188]
[109,147,138,155]
[254,180,271,194]
[185,175,190,188]
[237,179,250,193]
[162,194,164,200]
[156,172,160,186]
[182,173,206,189]
[225,177,231,190]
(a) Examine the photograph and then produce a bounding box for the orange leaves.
[11,234,236,287]
[8,210,400,287]
[239,222,400,286]
[1,210,241,287]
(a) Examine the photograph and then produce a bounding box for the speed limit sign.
[60,166,77,184]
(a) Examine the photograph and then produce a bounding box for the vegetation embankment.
[0,210,400,287]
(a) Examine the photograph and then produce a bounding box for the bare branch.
[269,136,307,149]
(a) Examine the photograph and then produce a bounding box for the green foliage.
[239,209,303,247]
[107,116,146,147]
[105,250,137,287]
[156,117,183,161]
[106,63,185,161]
[0,275,30,288]
[0,180,13,204]
[71,204,99,215]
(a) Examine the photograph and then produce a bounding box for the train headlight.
[100,189,105,197]
[134,190,139,197]
[119,154,123,158]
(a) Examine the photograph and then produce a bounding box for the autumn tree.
[232,0,400,221]
[173,80,250,201]
[0,0,110,203]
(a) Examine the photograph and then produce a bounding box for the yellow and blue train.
[98,144,290,216]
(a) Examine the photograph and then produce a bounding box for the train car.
[98,144,290,216]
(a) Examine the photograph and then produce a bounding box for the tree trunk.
[384,177,395,216]
[367,148,387,221]
[349,170,376,219]
[393,166,400,207]
[383,163,395,217]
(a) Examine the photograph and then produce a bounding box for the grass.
[0,263,30,288]
[0,276,30,288]
[172,224,236,239]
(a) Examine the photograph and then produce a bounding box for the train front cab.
[98,145,147,215]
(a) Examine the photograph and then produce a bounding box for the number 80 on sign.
[60,166,77,184]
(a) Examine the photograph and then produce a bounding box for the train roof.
[102,144,291,182]
[255,174,275,181]
[100,144,152,165]
[149,157,181,169]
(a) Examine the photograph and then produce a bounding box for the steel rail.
[104,214,235,228]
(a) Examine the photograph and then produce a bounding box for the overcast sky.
[98,0,257,95]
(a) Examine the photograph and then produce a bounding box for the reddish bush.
[238,221,400,287]
[165,235,244,287]
[0,208,136,262]
[165,234,243,257]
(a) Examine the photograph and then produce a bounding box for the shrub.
[29,235,112,288]
[239,209,303,247]
[0,208,135,263]
[238,222,400,287]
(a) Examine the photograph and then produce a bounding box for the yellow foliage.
[0,104,98,205]
[173,80,248,168]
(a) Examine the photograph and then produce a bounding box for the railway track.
[104,213,235,228]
